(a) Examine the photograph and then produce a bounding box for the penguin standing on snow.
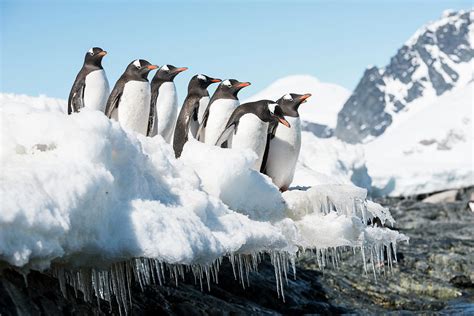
[147,64,188,141]
[261,93,311,191]
[196,79,251,144]
[173,74,221,158]
[215,100,290,171]
[68,47,110,114]
[105,59,158,135]
[188,74,222,139]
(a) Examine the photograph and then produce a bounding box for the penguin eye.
[222,80,232,87]
[88,48,94,56]
[283,94,293,101]
[161,65,170,72]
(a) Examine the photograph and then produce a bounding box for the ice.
[1,93,408,312]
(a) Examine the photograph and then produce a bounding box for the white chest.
[84,69,110,112]
[232,113,269,170]
[155,82,178,141]
[197,96,210,124]
[266,116,301,189]
[118,81,151,135]
[204,98,240,145]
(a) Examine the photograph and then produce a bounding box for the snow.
[366,81,473,196]
[293,132,371,191]
[244,75,350,127]
[0,92,405,274]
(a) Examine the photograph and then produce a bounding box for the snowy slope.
[335,10,473,144]
[244,75,350,127]
[0,92,405,273]
[366,81,473,196]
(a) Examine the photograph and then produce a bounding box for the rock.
[422,189,458,203]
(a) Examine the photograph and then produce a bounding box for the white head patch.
[197,74,206,81]
[88,48,94,55]
[268,102,278,113]
[161,64,170,71]
[283,94,293,101]
[133,59,141,68]
[222,79,232,87]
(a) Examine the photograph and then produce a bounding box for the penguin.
[215,100,290,171]
[105,59,158,135]
[147,64,188,141]
[261,93,311,192]
[68,47,110,114]
[196,79,251,145]
[173,74,221,158]
[189,74,222,139]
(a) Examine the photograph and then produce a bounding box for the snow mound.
[244,75,350,127]
[0,93,407,308]
[367,81,473,196]
[293,132,372,191]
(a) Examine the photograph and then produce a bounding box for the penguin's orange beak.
[236,82,251,88]
[147,65,158,70]
[175,67,188,73]
[98,51,107,56]
[299,93,312,103]
[278,117,291,128]
[210,78,222,83]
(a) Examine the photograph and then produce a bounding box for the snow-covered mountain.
[335,9,473,144]
[366,80,473,196]
[244,75,350,137]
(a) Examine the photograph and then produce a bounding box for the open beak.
[147,65,159,70]
[210,78,222,83]
[175,67,188,73]
[98,51,107,56]
[236,82,251,88]
[299,93,312,103]
[278,116,291,128]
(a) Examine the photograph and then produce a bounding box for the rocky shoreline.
[1,187,473,315]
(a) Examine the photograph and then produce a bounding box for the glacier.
[0,93,407,312]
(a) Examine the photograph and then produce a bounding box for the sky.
[0,0,471,100]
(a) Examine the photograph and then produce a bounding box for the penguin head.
[125,59,158,80]
[153,64,188,82]
[276,93,312,117]
[251,100,290,127]
[217,79,251,98]
[84,47,107,68]
[188,74,221,92]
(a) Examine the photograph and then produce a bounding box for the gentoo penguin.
[147,64,188,141]
[105,59,158,135]
[196,79,250,144]
[188,74,222,139]
[215,100,290,171]
[68,47,110,114]
[173,74,221,158]
[262,93,311,191]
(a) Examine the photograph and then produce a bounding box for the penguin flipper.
[105,85,123,119]
[68,78,85,115]
[215,123,236,147]
[261,121,278,173]
[196,101,212,141]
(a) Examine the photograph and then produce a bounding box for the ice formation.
[0,93,408,313]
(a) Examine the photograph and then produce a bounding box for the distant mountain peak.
[335,9,473,144]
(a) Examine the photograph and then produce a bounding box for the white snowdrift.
[366,81,473,196]
[0,93,406,276]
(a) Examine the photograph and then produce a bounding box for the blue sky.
[1,0,471,100]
